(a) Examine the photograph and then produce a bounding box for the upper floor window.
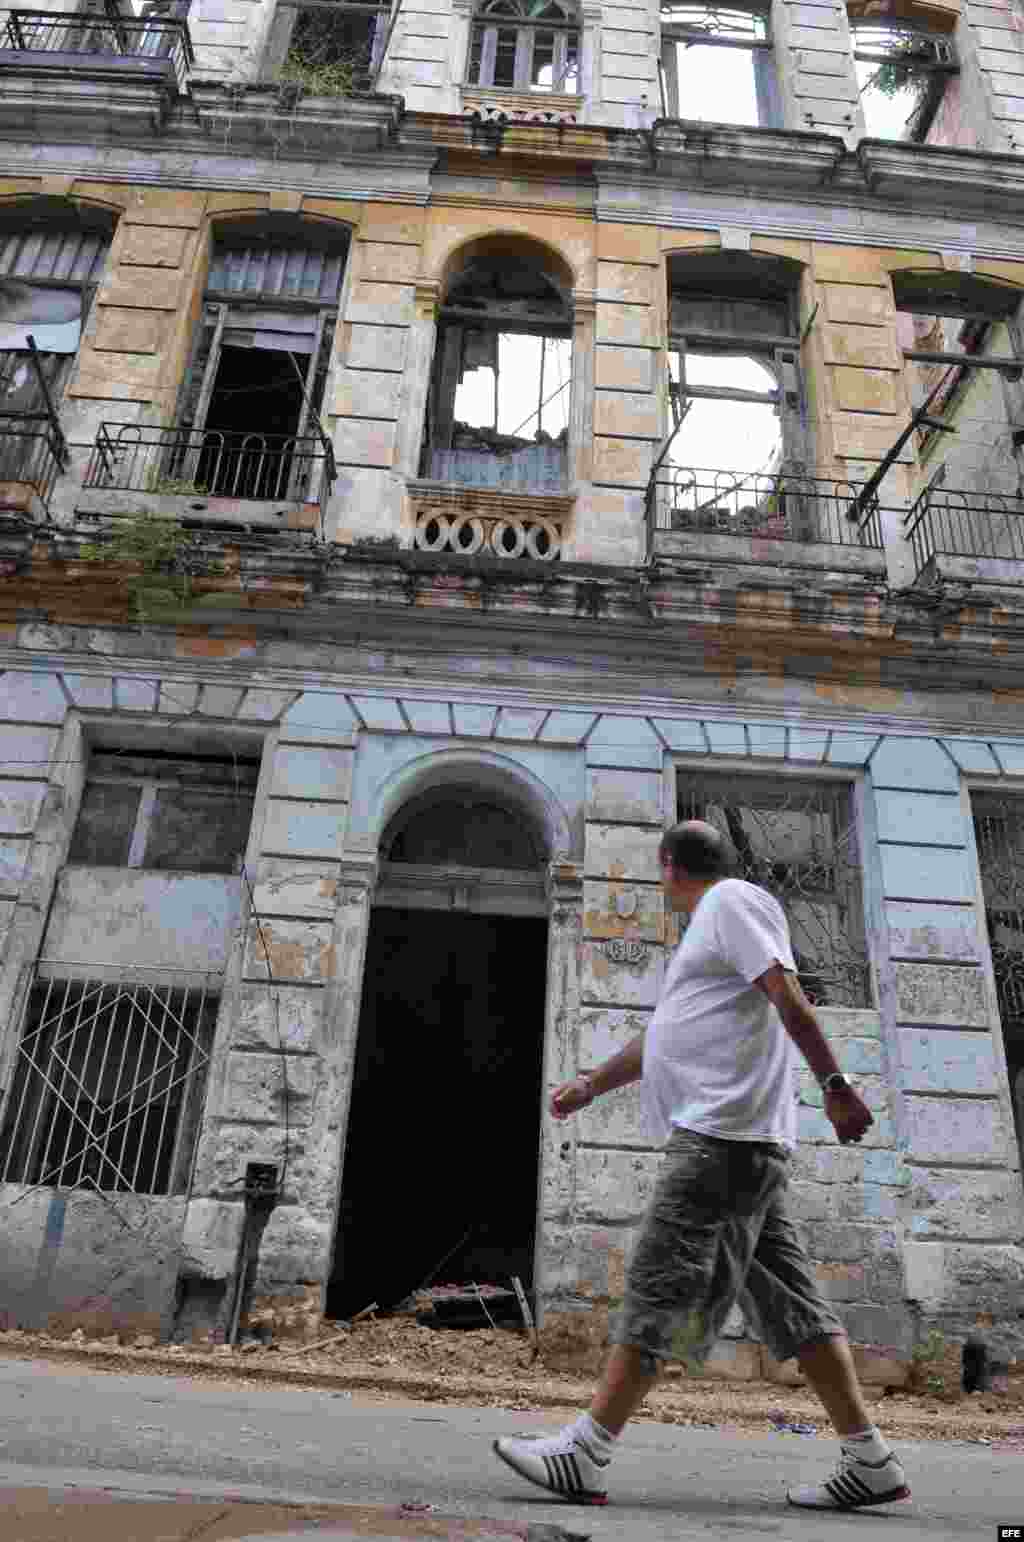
[0,205,113,501]
[0,208,112,408]
[852,16,958,142]
[660,2,777,128]
[271,0,390,95]
[170,219,347,500]
[421,238,573,495]
[894,271,1024,469]
[667,251,804,479]
[467,0,580,93]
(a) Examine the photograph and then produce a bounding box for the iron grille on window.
[677,771,870,1007]
[468,0,579,92]
[973,793,1024,1033]
[661,2,769,45]
[0,972,217,1195]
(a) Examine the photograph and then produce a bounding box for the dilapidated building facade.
[1,0,1024,1379]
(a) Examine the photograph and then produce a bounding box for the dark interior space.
[327,907,548,1321]
[198,345,304,497]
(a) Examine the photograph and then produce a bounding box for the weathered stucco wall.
[2,656,1023,1362]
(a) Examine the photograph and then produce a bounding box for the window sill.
[460,82,582,124]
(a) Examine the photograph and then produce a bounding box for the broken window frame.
[263,0,392,93]
[668,283,806,471]
[659,1,779,128]
[67,750,259,875]
[893,273,1024,459]
[466,0,581,94]
[852,19,958,143]
[421,255,574,494]
[173,225,347,500]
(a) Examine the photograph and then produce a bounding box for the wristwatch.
[821,1072,850,1093]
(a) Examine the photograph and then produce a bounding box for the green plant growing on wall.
[280,48,355,97]
[79,509,222,622]
[278,7,374,98]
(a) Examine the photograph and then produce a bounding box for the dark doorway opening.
[326,907,548,1321]
[195,345,305,498]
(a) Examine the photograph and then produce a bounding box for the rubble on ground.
[1,1316,1023,1446]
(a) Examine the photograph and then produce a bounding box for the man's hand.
[550,1076,594,1120]
[825,1083,873,1145]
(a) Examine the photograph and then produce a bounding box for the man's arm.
[550,1033,645,1121]
[755,964,873,1145]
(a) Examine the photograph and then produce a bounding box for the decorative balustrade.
[85,424,327,506]
[0,410,68,514]
[646,465,885,556]
[414,506,563,560]
[906,482,1024,582]
[1,10,193,92]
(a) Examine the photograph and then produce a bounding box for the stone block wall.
[2,658,1024,1355]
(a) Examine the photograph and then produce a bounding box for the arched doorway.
[326,784,550,1319]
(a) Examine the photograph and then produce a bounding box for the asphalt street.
[0,1357,1020,1541]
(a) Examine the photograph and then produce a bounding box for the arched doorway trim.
[368,746,573,866]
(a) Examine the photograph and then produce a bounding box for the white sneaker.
[492,1428,610,1505]
[787,1446,911,1510]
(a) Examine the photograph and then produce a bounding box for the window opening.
[274,0,390,95]
[660,255,824,538]
[893,273,1023,462]
[68,750,259,874]
[423,249,572,493]
[0,213,110,486]
[0,973,217,1195]
[853,21,957,142]
[467,0,580,93]
[677,771,870,1007]
[973,791,1024,1176]
[172,224,346,499]
[660,2,775,127]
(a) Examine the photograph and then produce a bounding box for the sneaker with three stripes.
[787,1445,911,1510]
[492,1428,610,1505]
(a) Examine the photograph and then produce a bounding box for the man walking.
[493,820,910,1512]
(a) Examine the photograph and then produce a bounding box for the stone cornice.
[11,530,1024,690]
[0,85,1022,236]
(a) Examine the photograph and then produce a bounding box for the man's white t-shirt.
[642,878,799,1149]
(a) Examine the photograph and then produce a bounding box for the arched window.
[422,238,573,495]
[467,0,580,93]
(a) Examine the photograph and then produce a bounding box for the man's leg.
[795,1333,874,1437]
[742,1197,912,1511]
[590,1344,660,1435]
[492,1130,746,1504]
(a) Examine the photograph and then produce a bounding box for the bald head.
[659,819,732,879]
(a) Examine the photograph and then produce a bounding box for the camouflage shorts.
[611,1127,844,1370]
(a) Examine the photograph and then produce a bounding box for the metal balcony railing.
[2,10,193,93]
[85,424,328,505]
[646,466,885,555]
[0,410,69,513]
[905,482,1024,581]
